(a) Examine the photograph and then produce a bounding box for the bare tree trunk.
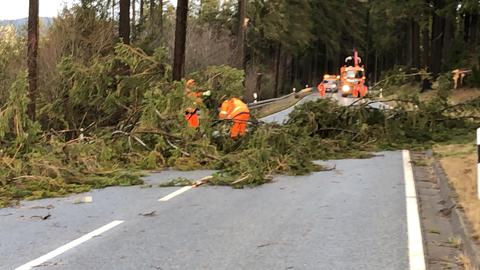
[323,46,328,74]
[291,55,297,86]
[412,20,420,68]
[332,52,340,75]
[279,50,288,93]
[112,0,116,20]
[313,45,319,85]
[173,0,189,81]
[283,54,293,90]
[397,29,406,66]
[406,20,413,67]
[159,0,163,38]
[442,17,455,67]
[470,13,479,45]
[132,0,136,38]
[365,7,370,69]
[255,73,262,95]
[27,0,39,121]
[150,0,155,19]
[140,0,144,20]
[149,0,161,40]
[237,0,246,69]
[119,0,131,44]
[309,54,314,84]
[431,0,445,74]
[274,43,282,96]
[422,26,430,68]
[374,50,378,83]
[301,58,307,86]
[464,12,471,42]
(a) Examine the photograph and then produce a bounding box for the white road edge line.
[158,186,193,202]
[14,220,124,270]
[402,150,426,270]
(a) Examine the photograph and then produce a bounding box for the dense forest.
[4,0,480,105]
[0,0,479,206]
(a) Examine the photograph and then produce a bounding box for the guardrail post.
[380,88,383,98]
[477,128,480,199]
[292,88,296,93]
[253,93,258,104]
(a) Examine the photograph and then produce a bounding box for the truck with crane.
[339,49,368,98]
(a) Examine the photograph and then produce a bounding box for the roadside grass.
[433,143,480,239]
[411,157,433,167]
[458,253,479,270]
[421,88,480,104]
[381,84,480,104]
[378,83,419,98]
[447,236,463,248]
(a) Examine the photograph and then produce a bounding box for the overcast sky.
[0,0,179,20]
[0,0,76,20]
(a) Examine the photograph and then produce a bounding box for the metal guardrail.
[247,93,296,109]
[247,88,313,110]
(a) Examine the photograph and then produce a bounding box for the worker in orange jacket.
[219,97,250,139]
[184,79,211,129]
[317,82,326,97]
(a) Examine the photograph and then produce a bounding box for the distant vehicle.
[317,74,339,96]
[321,74,339,93]
[340,49,368,98]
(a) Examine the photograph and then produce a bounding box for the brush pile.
[1,43,479,207]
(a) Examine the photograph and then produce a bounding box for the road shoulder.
[412,151,470,269]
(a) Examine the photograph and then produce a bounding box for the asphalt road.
[261,91,390,124]
[1,93,414,270]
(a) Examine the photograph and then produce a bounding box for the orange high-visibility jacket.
[185,107,199,128]
[184,80,202,129]
[219,98,249,120]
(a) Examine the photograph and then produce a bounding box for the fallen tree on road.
[1,43,479,207]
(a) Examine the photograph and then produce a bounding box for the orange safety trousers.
[230,112,249,138]
[184,87,202,128]
[352,85,367,97]
[219,98,250,138]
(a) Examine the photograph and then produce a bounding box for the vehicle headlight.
[342,85,350,92]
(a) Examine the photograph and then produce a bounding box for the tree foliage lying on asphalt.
[1,1,480,207]
[1,42,479,206]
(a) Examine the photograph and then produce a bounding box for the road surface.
[0,93,423,270]
[261,91,390,124]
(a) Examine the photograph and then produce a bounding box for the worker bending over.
[219,97,250,139]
